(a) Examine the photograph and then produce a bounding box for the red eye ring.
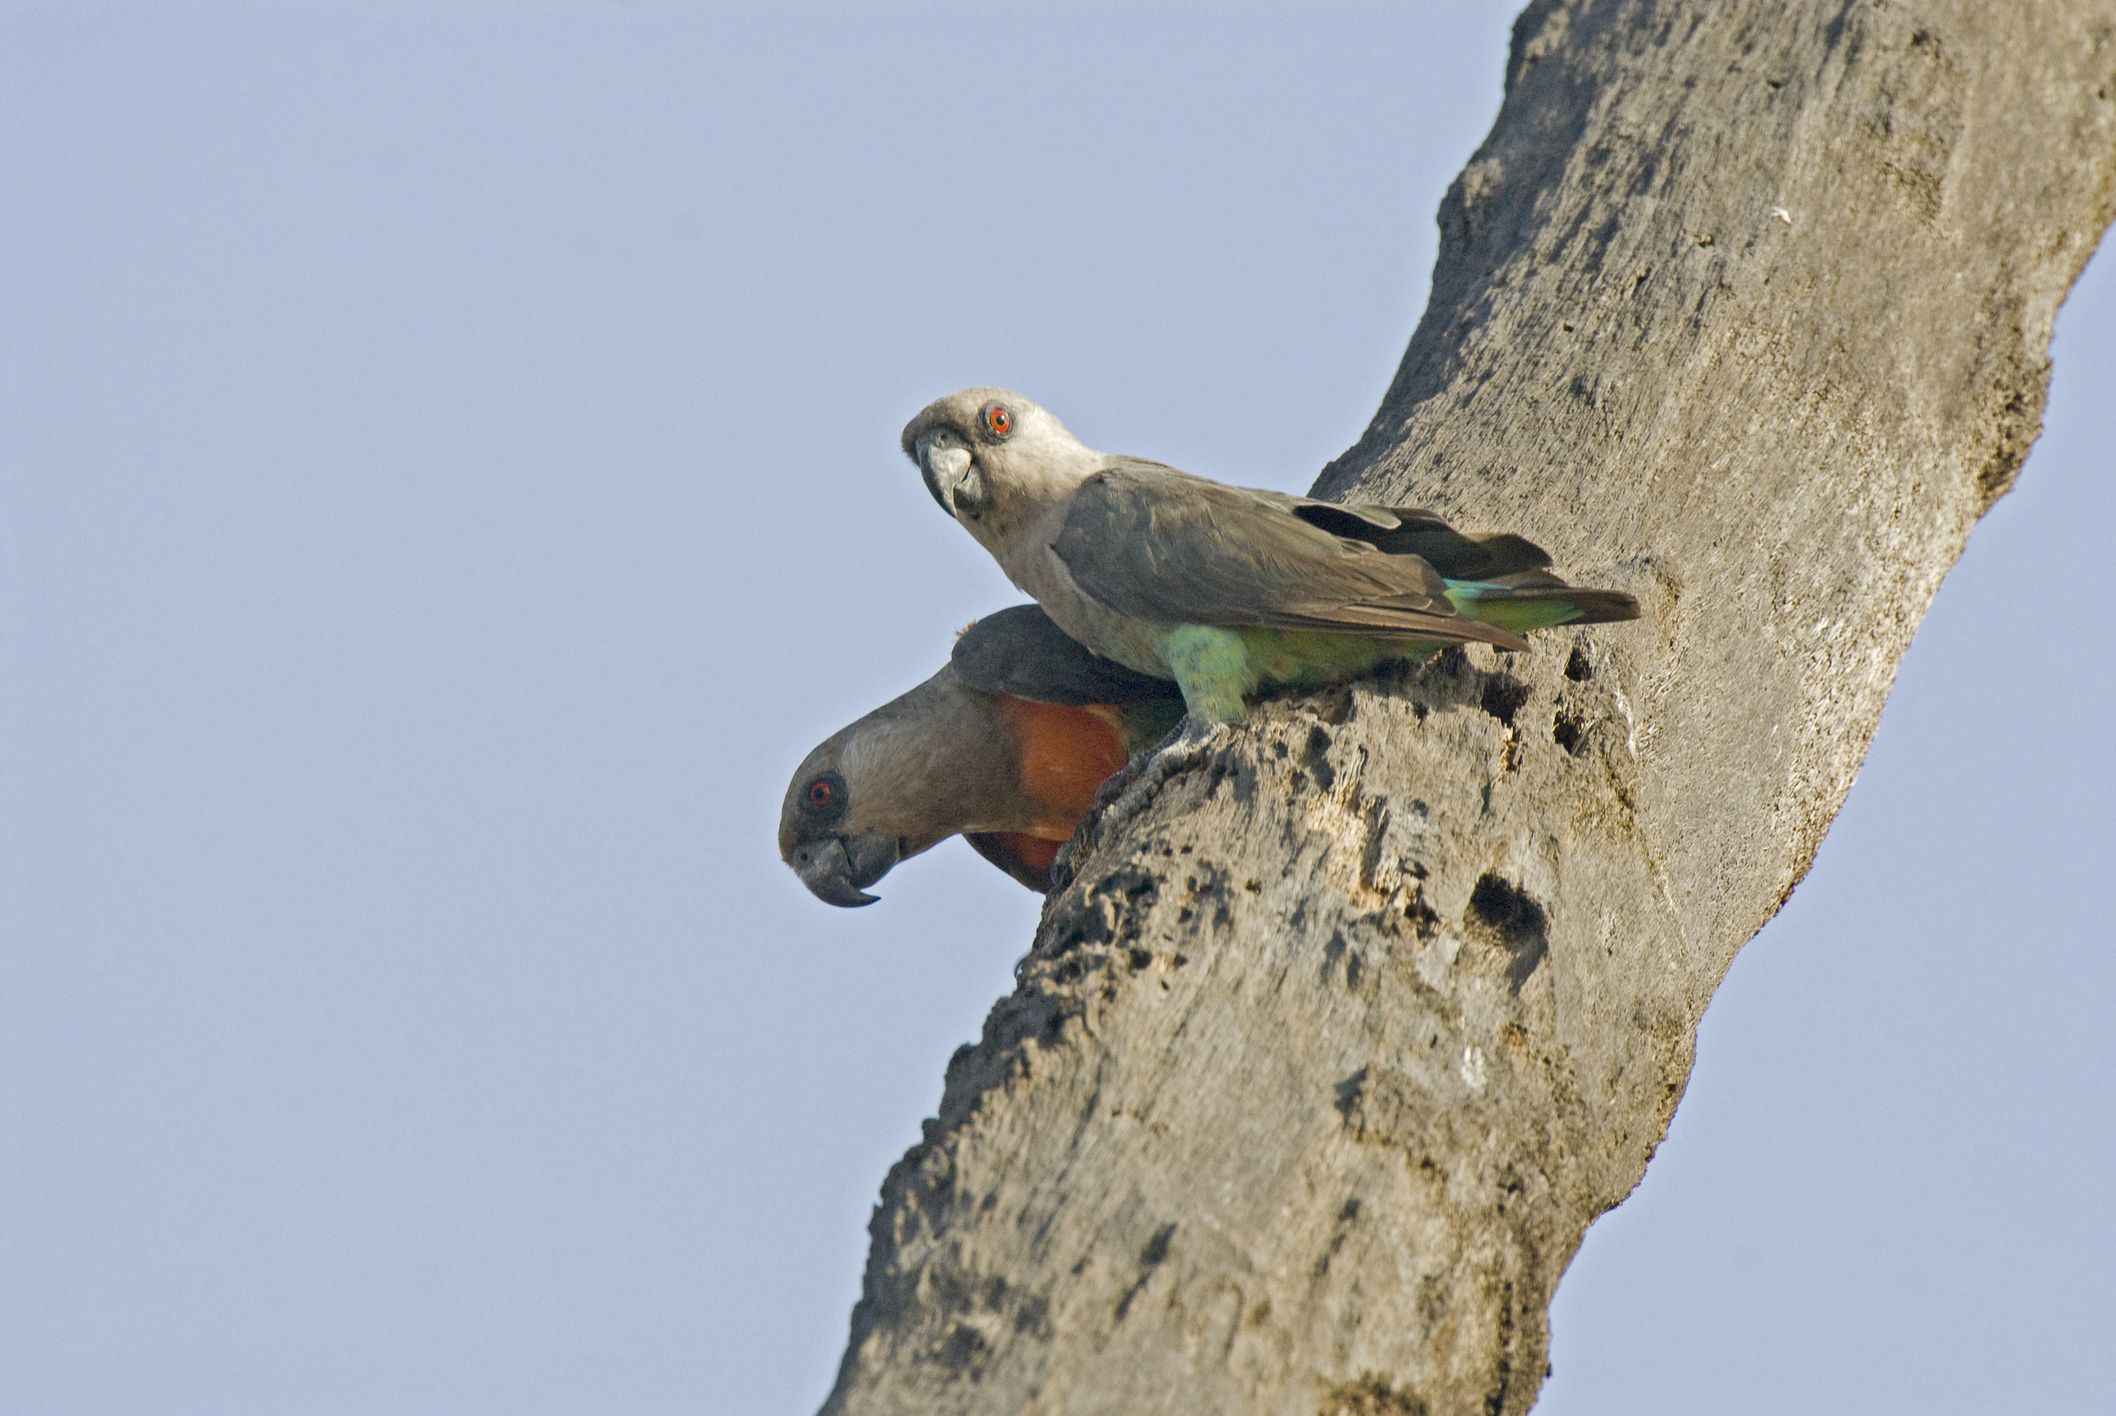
[806,779,835,807]
[984,405,1013,437]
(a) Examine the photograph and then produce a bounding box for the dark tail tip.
[1567,589,1641,624]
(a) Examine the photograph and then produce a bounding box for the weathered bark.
[824,4,2116,1413]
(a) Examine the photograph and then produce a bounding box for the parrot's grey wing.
[1291,502,1554,582]
[1050,464,1529,649]
[951,605,1181,705]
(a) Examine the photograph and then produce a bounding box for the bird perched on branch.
[779,606,1183,907]
[901,388,1640,726]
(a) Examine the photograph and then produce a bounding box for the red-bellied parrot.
[779,605,1183,906]
[901,388,1640,726]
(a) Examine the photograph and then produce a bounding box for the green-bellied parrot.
[901,388,1639,725]
[779,605,1183,906]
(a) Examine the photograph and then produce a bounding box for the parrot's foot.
[1088,717,1233,844]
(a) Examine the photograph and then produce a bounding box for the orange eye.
[806,779,835,808]
[984,404,1013,437]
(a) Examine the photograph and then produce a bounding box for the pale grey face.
[900,387,1076,527]
[777,741,902,908]
[776,672,1013,908]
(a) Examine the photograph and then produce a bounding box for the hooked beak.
[789,832,903,908]
[915,429,975,518]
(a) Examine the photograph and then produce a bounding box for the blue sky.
[4,5,2109,1412]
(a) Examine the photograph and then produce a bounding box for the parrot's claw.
[1087,717,1232,844]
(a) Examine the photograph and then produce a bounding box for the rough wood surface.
[822,4,2116,1412]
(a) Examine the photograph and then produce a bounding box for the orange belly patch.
[992,697,1131,833]
[986,832,1063,879]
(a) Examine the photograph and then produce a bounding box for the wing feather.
[1050,463,1530,650]
[950,605,1181,705]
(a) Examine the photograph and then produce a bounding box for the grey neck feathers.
[839,671,1028,839]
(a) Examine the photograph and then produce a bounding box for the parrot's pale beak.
[915,430,975,518]
[789,832,902,908]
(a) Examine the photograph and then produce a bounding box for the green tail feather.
[1444,580,1641,635]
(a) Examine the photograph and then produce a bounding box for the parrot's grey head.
[900,388,1098,527]
[778,674,1002,907]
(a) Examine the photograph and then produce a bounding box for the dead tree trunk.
[823,4,2116,1412]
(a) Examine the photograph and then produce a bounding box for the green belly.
[1154,624,1443,723]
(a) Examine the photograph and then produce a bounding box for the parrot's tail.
[1445,579,1642,636]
